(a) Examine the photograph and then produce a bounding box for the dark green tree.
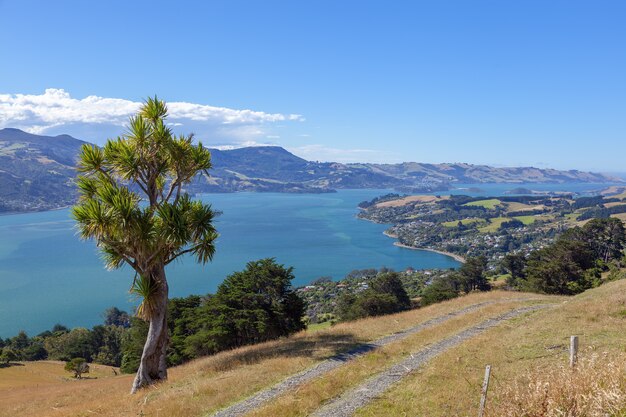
[420,275,460,306]
[521,239,596,294]
[9,331,30,354]
[369,272,412,310]
[44,328,96,362]
[0,348,18,365]
[580,218,626,263]
[457,256,490,293]
[517,219,625,295]
[167,295,203,365]
[336,272,412,321]
[91,325,126,366]
[184,259,305,356]
[120,317,149,374]
[502,253,527,287]
[103,307,131,328]
[21,338,47,361]
[341,293,398,321]
[72,97,218,393]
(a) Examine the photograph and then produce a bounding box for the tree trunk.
[131,267,169,394]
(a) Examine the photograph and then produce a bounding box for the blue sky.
[0,0,624,172]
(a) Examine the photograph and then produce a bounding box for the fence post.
[478,364,491,417]
[570,335,579,368]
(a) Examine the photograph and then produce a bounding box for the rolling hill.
[0,128,621,212]
[2,280,625,416]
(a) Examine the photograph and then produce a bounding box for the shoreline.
[382,230,398,239]
[382,229,465,263]
[393,242,466,263]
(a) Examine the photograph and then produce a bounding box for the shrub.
[64,357,90,379]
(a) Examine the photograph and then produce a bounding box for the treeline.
[419,256,491,305]
[334,259,491,321]
[123,258,305,371]
[577,204,626,221]
[358,193,402,208]
[335,272,412,320]
[0,308,129,366]
[503,218,626,294]
[1,259,305,372]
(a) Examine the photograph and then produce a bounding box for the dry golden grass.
[487,350,626,417]
[601,186,626,200]
[0,361,118,390]
[245,300,555,417]
[374,194,448,208]
[356,279,626,417]
[0,291,544,417]
[604,201,626,208]
[504,202,546,213]
[611,213,626,222]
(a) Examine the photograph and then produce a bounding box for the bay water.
[0,183,616,337]
[0,189,457,337]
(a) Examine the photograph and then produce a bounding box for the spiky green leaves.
[76,144,105,173]
[72,97,218,304]
[130,274,159,320]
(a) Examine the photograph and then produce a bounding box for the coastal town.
[358,188,626,269]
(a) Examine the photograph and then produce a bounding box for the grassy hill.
[2,280,626,416]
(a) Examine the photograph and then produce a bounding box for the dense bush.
[420,256,490,305]
[513,218,626,294]
[420,275,460,306]
[121,258,306,372]
[336,272,412,321]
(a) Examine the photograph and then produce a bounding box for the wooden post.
[570,336,579,368]
[478,365,491,417]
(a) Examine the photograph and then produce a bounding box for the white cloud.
[0,89,303,144]
[289,144,402,163]
[212,141,279,150]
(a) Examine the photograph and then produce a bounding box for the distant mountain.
[0,128,87,212]
[0,128,621,212]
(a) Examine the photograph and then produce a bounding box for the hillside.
[0,128,86,211]
[2,280,626,416]
[0,128,622,212]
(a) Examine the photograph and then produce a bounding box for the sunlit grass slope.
[0,291,546,417]
[5,280,625,417]
[356,279,626,417]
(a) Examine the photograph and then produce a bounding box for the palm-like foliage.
[72,97,218,319]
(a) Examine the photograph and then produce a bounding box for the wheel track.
[310,304,549,417]
[209,298,540,417]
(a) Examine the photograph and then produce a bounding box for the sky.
[0,0,625,172]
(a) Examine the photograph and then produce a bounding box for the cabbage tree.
[72,97,218,393]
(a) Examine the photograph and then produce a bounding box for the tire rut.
[310,304,549,417]
[209,298,537,417]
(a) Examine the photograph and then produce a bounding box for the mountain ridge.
[0,128,621,212]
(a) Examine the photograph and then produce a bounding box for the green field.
[512,215,536,225]
[444,214,554,231]
[441,218,486,228]
[564,211,586,224]
[462,199,501,209]
[306,321,332,332]
[514,214,556,225]
[478,217,508,233]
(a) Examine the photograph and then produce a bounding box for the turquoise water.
[0,183,617,337]
[0,189,460,337]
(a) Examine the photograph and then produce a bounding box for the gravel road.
[310,304,548,417]
[209,299,534,417]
